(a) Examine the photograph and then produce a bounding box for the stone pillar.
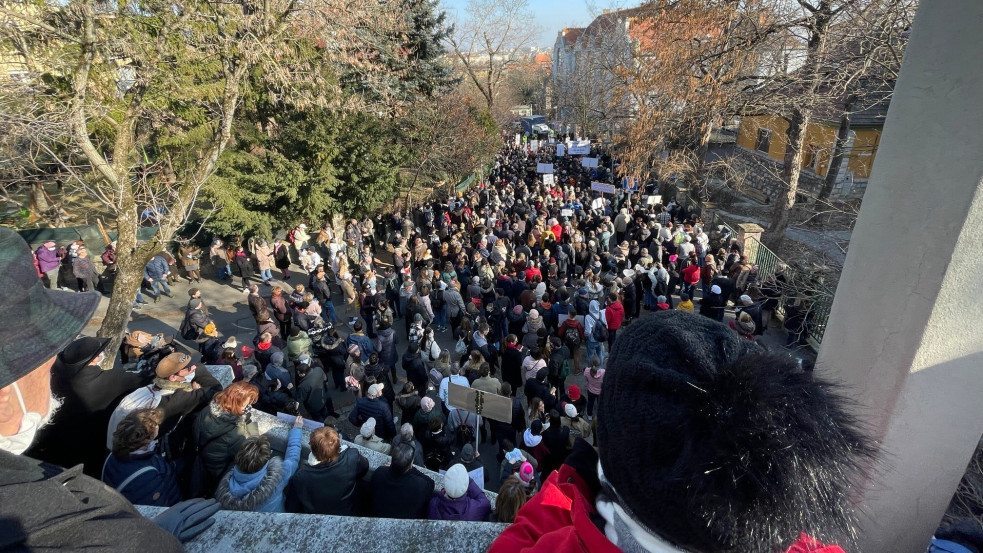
[816,2,983,551]
[736,223,763,258]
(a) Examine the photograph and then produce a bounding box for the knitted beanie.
[598,310,874,552]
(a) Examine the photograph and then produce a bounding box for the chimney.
[603,9,610,14]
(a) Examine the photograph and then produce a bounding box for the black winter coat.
[286,447,369,516]
[26,354,151,477]
[402,351,428,394]
[0,450,183,552]
[369,466,435,519]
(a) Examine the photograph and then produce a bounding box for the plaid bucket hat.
[0,228,101,387]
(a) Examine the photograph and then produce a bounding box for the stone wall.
[726,147,870,201]
[137,506,508,553]
[727,147,827,201]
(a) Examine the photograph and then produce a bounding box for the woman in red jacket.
[490,311,874,553]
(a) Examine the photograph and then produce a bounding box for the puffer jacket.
[143,255,169,280]
[101,450,183,507]
[192,402,260,495]
[347,397,396,440]
[215,426,302,513]
[427,478,491,521]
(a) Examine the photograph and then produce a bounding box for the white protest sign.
[568,140,591,155]
[591,198,605,210]
[530,140,539,152]
[581,157,599,168]
[277,412,323,432]
[647,194,662,206]
[515,133,521,147]
[561,208,574,217]
[591,181,616,194]
[542,173,555,185]
[556,144,565,157]
[536,163,554,174]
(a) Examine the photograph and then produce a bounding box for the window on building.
[803,145,822,173]
[754,128,772,153]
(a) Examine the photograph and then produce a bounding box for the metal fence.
[744,236,832,349]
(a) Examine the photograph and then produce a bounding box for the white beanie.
[564,403,578,418]
[360,417,376,438]
[740,294,753,305]
[367,383,384,398]
[711,285,722,295]
[443,463,469,499]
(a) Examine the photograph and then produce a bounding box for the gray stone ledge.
[137,506,507,553]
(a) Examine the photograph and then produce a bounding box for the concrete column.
[816,2,983,551]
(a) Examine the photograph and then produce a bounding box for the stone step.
[136,506,506,553]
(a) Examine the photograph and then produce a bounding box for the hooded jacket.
[101,449,183,507]
[193,402,260,492]
[427,478,492,522]
[214,426,302,513]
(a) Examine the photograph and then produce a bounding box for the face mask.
[0,383,60,455]
[181,369,196,383]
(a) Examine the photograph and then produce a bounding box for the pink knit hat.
[518,461,535,485]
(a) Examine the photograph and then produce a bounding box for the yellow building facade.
[736,115,882,179]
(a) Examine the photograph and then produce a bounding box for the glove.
[152,498,220,542]
[563,437,600,496]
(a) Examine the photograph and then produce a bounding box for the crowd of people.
[5,138,979,552]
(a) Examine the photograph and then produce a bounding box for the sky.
[440,0,633,48]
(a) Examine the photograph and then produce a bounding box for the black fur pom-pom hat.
[598,310,875,553]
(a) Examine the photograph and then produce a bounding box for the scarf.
[596,462,687,553]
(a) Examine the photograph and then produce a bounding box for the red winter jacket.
[605,302,624,331]
[682,264,701,285]
[488,465,620,553]
[490,466,844,553]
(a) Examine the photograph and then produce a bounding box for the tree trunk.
[96,197,158,368]
[818,106,853,201]
[764,107,811,249]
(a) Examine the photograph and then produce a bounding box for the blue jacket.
[346,333,374,363]
[143,255,169,280]
[215,426,302,513]
[348,397,395,440]
[101,451,183,507]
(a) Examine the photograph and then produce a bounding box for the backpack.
[589,314,609,342]
[548,351,567,379]
[563,325,582,349]
[408,325,424,346]
[430,288,444,310]
[101,249,115,266]
[287,229,296,244]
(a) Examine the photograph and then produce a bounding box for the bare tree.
[755,0,916,247]
[446,0,539,117]
[0,0,406,365]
